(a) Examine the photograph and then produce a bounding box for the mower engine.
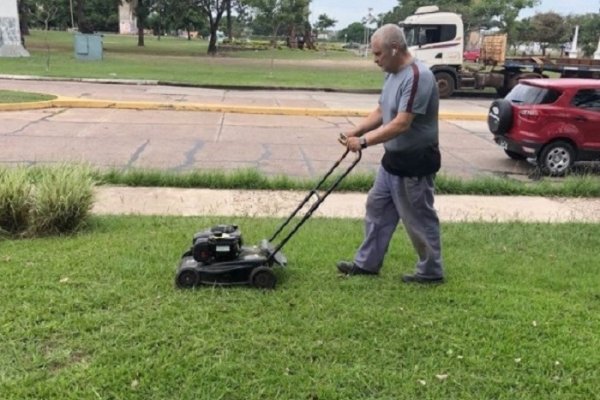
[191,224,243,264]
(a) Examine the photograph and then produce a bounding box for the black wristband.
[359,136,368,149]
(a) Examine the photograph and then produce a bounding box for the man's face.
[371,37,393,73]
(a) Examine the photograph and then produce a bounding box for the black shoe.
[401,274,445,284]
[336,261,378,276]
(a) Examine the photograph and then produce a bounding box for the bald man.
[337,24,445,284]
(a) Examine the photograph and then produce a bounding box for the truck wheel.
[176,268,199,289]
[488,99,513,135]
[250,266,276,289]
[435,72,455,98]
[538,141,575,176]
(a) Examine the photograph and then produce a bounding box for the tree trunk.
[18,0,30,36]
[208,17,222,55]
[226,0,233,41]
[287,26,297,49]
[138,26,145,46]
[304,23,314,50]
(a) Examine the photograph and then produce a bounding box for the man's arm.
[345,105,383,137]
[345,111,415,152]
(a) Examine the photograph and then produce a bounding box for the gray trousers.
[354,167,444,278]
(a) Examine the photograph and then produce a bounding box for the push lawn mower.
[175,147,361,290]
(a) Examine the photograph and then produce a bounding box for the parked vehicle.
[400,6,600,98]
[487,79,600,175]
[463,49,480,62]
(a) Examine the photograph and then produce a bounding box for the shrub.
[0,167,32,236]
[30,165,95,235]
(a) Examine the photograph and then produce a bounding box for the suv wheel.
[538,141,575,176]
[488,99,513,135]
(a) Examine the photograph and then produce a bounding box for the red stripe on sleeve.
[406,63,420,113]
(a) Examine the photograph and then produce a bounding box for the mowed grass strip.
[1,216,598,399]
[0,31,382,90]
[0,90,55,103]
[98,167,600,197]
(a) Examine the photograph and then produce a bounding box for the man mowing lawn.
[338,24,444,284]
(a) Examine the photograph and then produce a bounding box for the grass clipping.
[0,165,95,237]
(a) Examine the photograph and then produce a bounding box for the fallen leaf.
[436,374,449,380]
[418,379,426,386]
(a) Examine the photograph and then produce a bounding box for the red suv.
[488,79,600,175]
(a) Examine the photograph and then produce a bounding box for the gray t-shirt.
[378,59,439,152]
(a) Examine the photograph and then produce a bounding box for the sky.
[310,0,600,30]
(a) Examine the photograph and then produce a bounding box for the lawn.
[0,31,381,90]
[1,216,598,399]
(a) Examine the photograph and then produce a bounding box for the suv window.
[572,89,600,112]
[506,84,561,105]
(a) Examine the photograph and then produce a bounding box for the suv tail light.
[518,109,540,121]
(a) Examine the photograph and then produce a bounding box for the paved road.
[0,78,532,178]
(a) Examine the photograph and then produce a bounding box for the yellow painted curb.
[0,99,56,111]
[0,96,487,121]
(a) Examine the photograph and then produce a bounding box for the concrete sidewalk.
[93,186,600,223]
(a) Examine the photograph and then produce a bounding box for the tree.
[511,18,533,53]
[192,0,230,54]
[338,22,364,43]
[247,0,310,48]
[127,0,152,46]
[564,13,600,57]
[314,13,336,33]
[17,0,30,39]
[35,0,61,30]
[384,0,540,41]
[530,12,566,55]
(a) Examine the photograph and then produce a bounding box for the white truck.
[400,5,600,97]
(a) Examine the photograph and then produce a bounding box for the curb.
[0,96,488,121]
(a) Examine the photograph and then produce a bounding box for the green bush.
[0,167,32,235]
[0,165,95,237]
[30,165,95,235]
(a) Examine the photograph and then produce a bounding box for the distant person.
[337,24,445,284]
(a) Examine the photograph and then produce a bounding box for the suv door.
[571,88,600,158]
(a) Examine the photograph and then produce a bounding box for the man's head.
[370,24,410,73]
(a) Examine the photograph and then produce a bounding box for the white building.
[119,2,137,35]
[0,0,29,56]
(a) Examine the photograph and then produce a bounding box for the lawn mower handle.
[267,148,361,262]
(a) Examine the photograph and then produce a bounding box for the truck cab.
[400,6,464,68]
[400,6,465,97]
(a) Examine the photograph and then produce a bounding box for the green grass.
[97,168,600,197]
[0,90,55,103]
[0,30,381,90]
[0,216,598,399]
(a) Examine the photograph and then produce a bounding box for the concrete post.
[0,0,29,57]
[568,25,579,59]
